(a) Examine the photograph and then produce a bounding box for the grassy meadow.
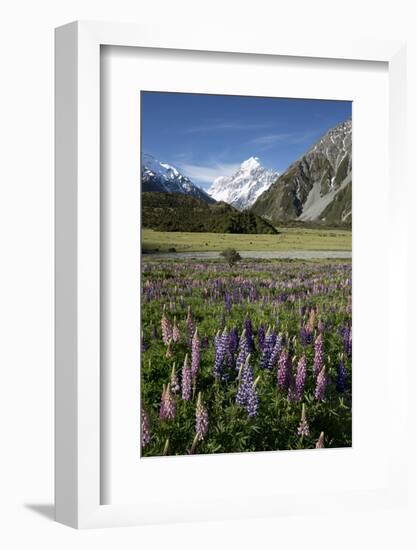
[142,227,352,253]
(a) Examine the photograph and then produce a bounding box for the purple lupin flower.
[224,291,232,312]
[235,329,249,372]
[300,326,311,346]
[181,354,192,401]
[313,333,324,378]
[260,327,277,369]
[342,326,352,358]
[213,329,226,379]
[316,432,325,448]
[141,408,151,448]
[244,313,254,352]
[277,349,291,390]
[229,327,239,355]
[297,404,310,437]
[221,327,233,369]
[336,357,347,393]
[172,316,181,343]
[186,306,195,346]
[159,383,176,421]
[161,309,173,346]
[236,355,259,417]
[257,325,266,351]
[213,327,232,379]
[191,328,201,380]
[315,367,328,401]
[294,355,307,402]
[195,392,208,441]
[170,363,180,394]
[268,332,283,370]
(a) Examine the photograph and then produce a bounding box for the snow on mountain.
[207,157,279,210]
[141,153,214,203]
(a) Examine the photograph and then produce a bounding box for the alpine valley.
[141,119,352,230]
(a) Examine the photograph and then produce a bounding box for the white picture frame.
[55,20,407,529]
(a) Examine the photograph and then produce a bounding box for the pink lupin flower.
[195,392,208,441]
[313,333,324,378]
[186,306,195,346]
[161,307,173,346]
[277,349,291,390]
[181,354,192,401]
[141,408,151,448]
[306,308,316,334]
[190,392,209,454]
[314,366,328,401]
[316,432,325,448]
[297,403,310,437]
[172,316,181,343]
[159,383,176,421]
[170,363,180,394]
[165,338,173,358]
[294,355,307,402]
[191,328,201,380]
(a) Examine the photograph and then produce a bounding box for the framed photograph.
[55,21,407,528]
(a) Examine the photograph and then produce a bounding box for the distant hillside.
[142,192,278,234]
[252,120,352,227]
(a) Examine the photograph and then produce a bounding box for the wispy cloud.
[179,162,240,186]
[250,131,317,150]
[183,121,272,134]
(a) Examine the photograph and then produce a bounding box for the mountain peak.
[240,156,261,171]
[208,158,279,211]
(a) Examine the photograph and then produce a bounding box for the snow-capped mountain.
[207,157,279,210]
[141,153,214,203]
[252,119,352,225]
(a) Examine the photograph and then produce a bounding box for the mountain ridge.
[252,119,352,226]
[141,153,214,203]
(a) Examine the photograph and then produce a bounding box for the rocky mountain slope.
[208,157,278,210]
[141,153,214,203]
[252,120,352,226]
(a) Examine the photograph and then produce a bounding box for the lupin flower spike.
[170,363,180,394]
[191,328,201,380]
[297,403,310,437]
[314,366,328,401]
[195,392,209,442]
[316,432,325,449]
[141,408,151,448]
[172,316,181,343]
[181,354,192,401]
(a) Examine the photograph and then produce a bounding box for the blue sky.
[141,92,351,190]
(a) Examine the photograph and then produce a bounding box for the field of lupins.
[141,258,352,456]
